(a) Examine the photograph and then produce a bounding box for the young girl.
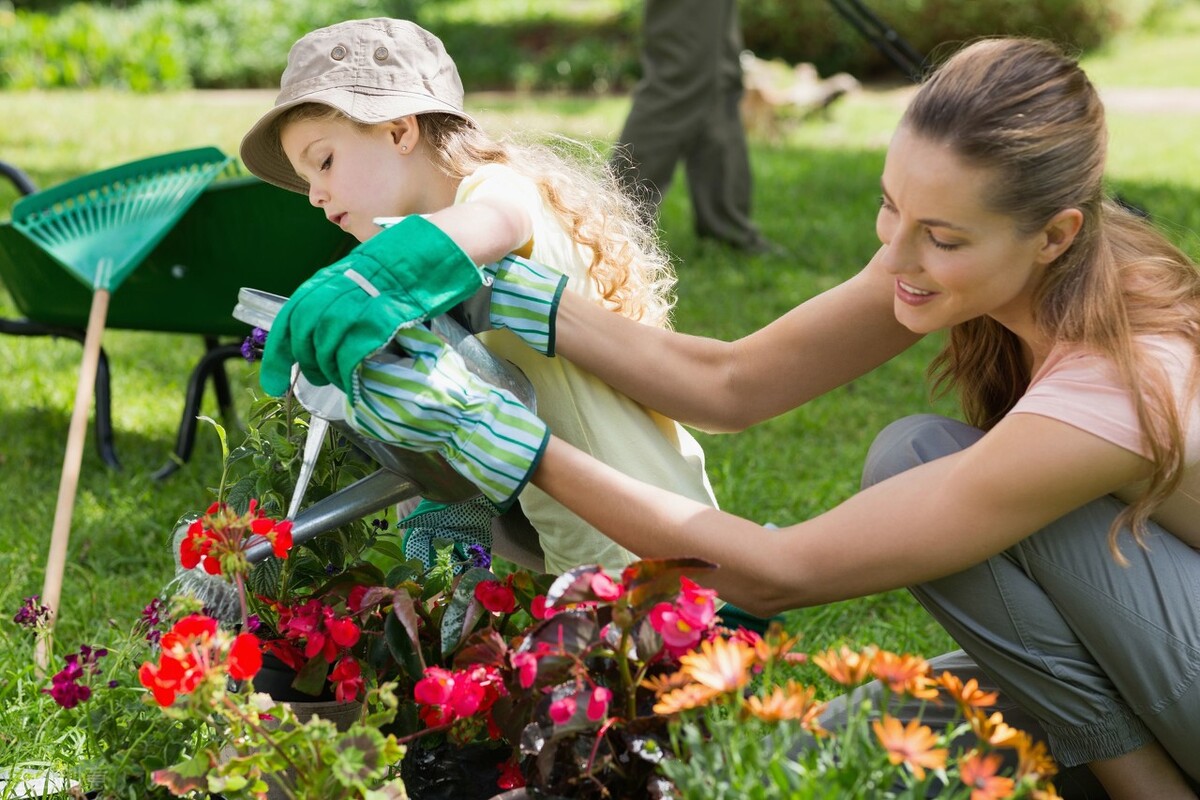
[239,17,717,577]
[283,38,1200,797]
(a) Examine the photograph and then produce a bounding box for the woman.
[266,37,1200,797]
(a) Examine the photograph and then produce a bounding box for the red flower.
[475,580,517,614]
[178,501,292,580]
[497,758,526,790]
[330,657,365,703]
[227,633,262,681]
[138,614,257,707]
[530,594,554,620]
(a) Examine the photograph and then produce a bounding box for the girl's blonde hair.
[273,105,675,328]
[907,37,1200,561]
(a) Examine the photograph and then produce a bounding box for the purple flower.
[466,543,492,570]
[13,595,50,629]
[43,646,107,709]
[246,614,261,634]
[140,598,166,643]
[241,327,267,363]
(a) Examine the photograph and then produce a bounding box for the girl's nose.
[307,185,327,208]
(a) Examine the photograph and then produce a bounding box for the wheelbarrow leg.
[153,341,243,480]
[0,318,120,469]
[204,336,240,429]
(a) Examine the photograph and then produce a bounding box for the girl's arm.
[532,412,1151,616]
[422,197,533,266]
[554,247,923,432]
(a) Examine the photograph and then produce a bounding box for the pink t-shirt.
[1009,335,1200,546]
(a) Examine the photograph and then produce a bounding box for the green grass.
[3,8,1200,697]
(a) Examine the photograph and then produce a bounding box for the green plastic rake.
[11,147,232,656]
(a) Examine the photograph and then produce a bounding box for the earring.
[401,145,408,152]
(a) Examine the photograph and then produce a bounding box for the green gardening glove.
[376,218,567,356]
[349,325,548,510]
[401,496,498,571]
[259,216,482,398]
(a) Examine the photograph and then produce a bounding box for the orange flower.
[967,708,1024,749]
[678,637,755,694]
[1029,783,1063,799]
[751,628,804,665]
[813,645,877,686]
[872,715,947,780]
[745,680,827,731]
[871,650,939,699]
[641,670,691,695]
[1015,731,1058,782]
[652,683,722,715]
[938,671,999,710]
[960,750,1016,800]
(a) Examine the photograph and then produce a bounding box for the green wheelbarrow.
[0,155,357,474]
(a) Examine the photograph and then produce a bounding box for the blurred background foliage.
[0,0,1188,92]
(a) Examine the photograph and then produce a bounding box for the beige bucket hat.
[239,18,474,194]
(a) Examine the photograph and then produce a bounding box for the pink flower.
[676,577,717,628]
[513,652,539,689]
[586,686,612,721]
[549,694,577,725]
[590,571,624,601]
[650,602,703,656]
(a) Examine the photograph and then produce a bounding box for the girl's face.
[281,114,434,243]
[875,126,1051,342]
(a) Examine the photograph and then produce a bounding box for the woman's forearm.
[555,255,922,432]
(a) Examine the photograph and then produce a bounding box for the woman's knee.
[861,414,984,489]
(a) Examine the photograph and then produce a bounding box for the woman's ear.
[385,115,421,154]
[1037,208,1084,264]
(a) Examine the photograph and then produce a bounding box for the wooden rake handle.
[36,287,110,668]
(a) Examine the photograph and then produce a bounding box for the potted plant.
[4,593,210,799]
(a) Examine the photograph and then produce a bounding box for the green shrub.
[740,0,1156,80]
[0,1,190,91]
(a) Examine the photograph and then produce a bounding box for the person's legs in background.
[610,0,769,252]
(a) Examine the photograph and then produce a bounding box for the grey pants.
[610,0,761,247]
[831,414,1200,792]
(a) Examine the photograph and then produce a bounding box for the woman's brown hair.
[909,38,1200,561]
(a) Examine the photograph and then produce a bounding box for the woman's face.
[875,126,1048,339]
[281,115,424,243]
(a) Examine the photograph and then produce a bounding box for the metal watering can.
[231,287,543,569]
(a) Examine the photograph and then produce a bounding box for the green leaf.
[384,607,426,679]
[292,654,332,697]
[440,567,493,656]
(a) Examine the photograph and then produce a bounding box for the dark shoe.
[718,603,784,635]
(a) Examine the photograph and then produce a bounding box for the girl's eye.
[320,155,332,171]
[927,231,959,251]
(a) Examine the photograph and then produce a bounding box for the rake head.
[11,147,232,293]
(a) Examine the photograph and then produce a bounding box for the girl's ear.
[385,115,421,153]
[1036,208,1084,264]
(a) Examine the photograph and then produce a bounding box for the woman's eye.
[927,231,959,251]
[878,196,895,213]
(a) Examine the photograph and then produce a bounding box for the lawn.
[2,9,1200,704]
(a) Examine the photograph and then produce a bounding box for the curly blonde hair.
[272,105,676,328]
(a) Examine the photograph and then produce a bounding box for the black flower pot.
[400,739,511,800]
[251,652,336,702]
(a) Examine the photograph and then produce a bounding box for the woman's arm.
[532,412,1151,615]
[555,247,923,432]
